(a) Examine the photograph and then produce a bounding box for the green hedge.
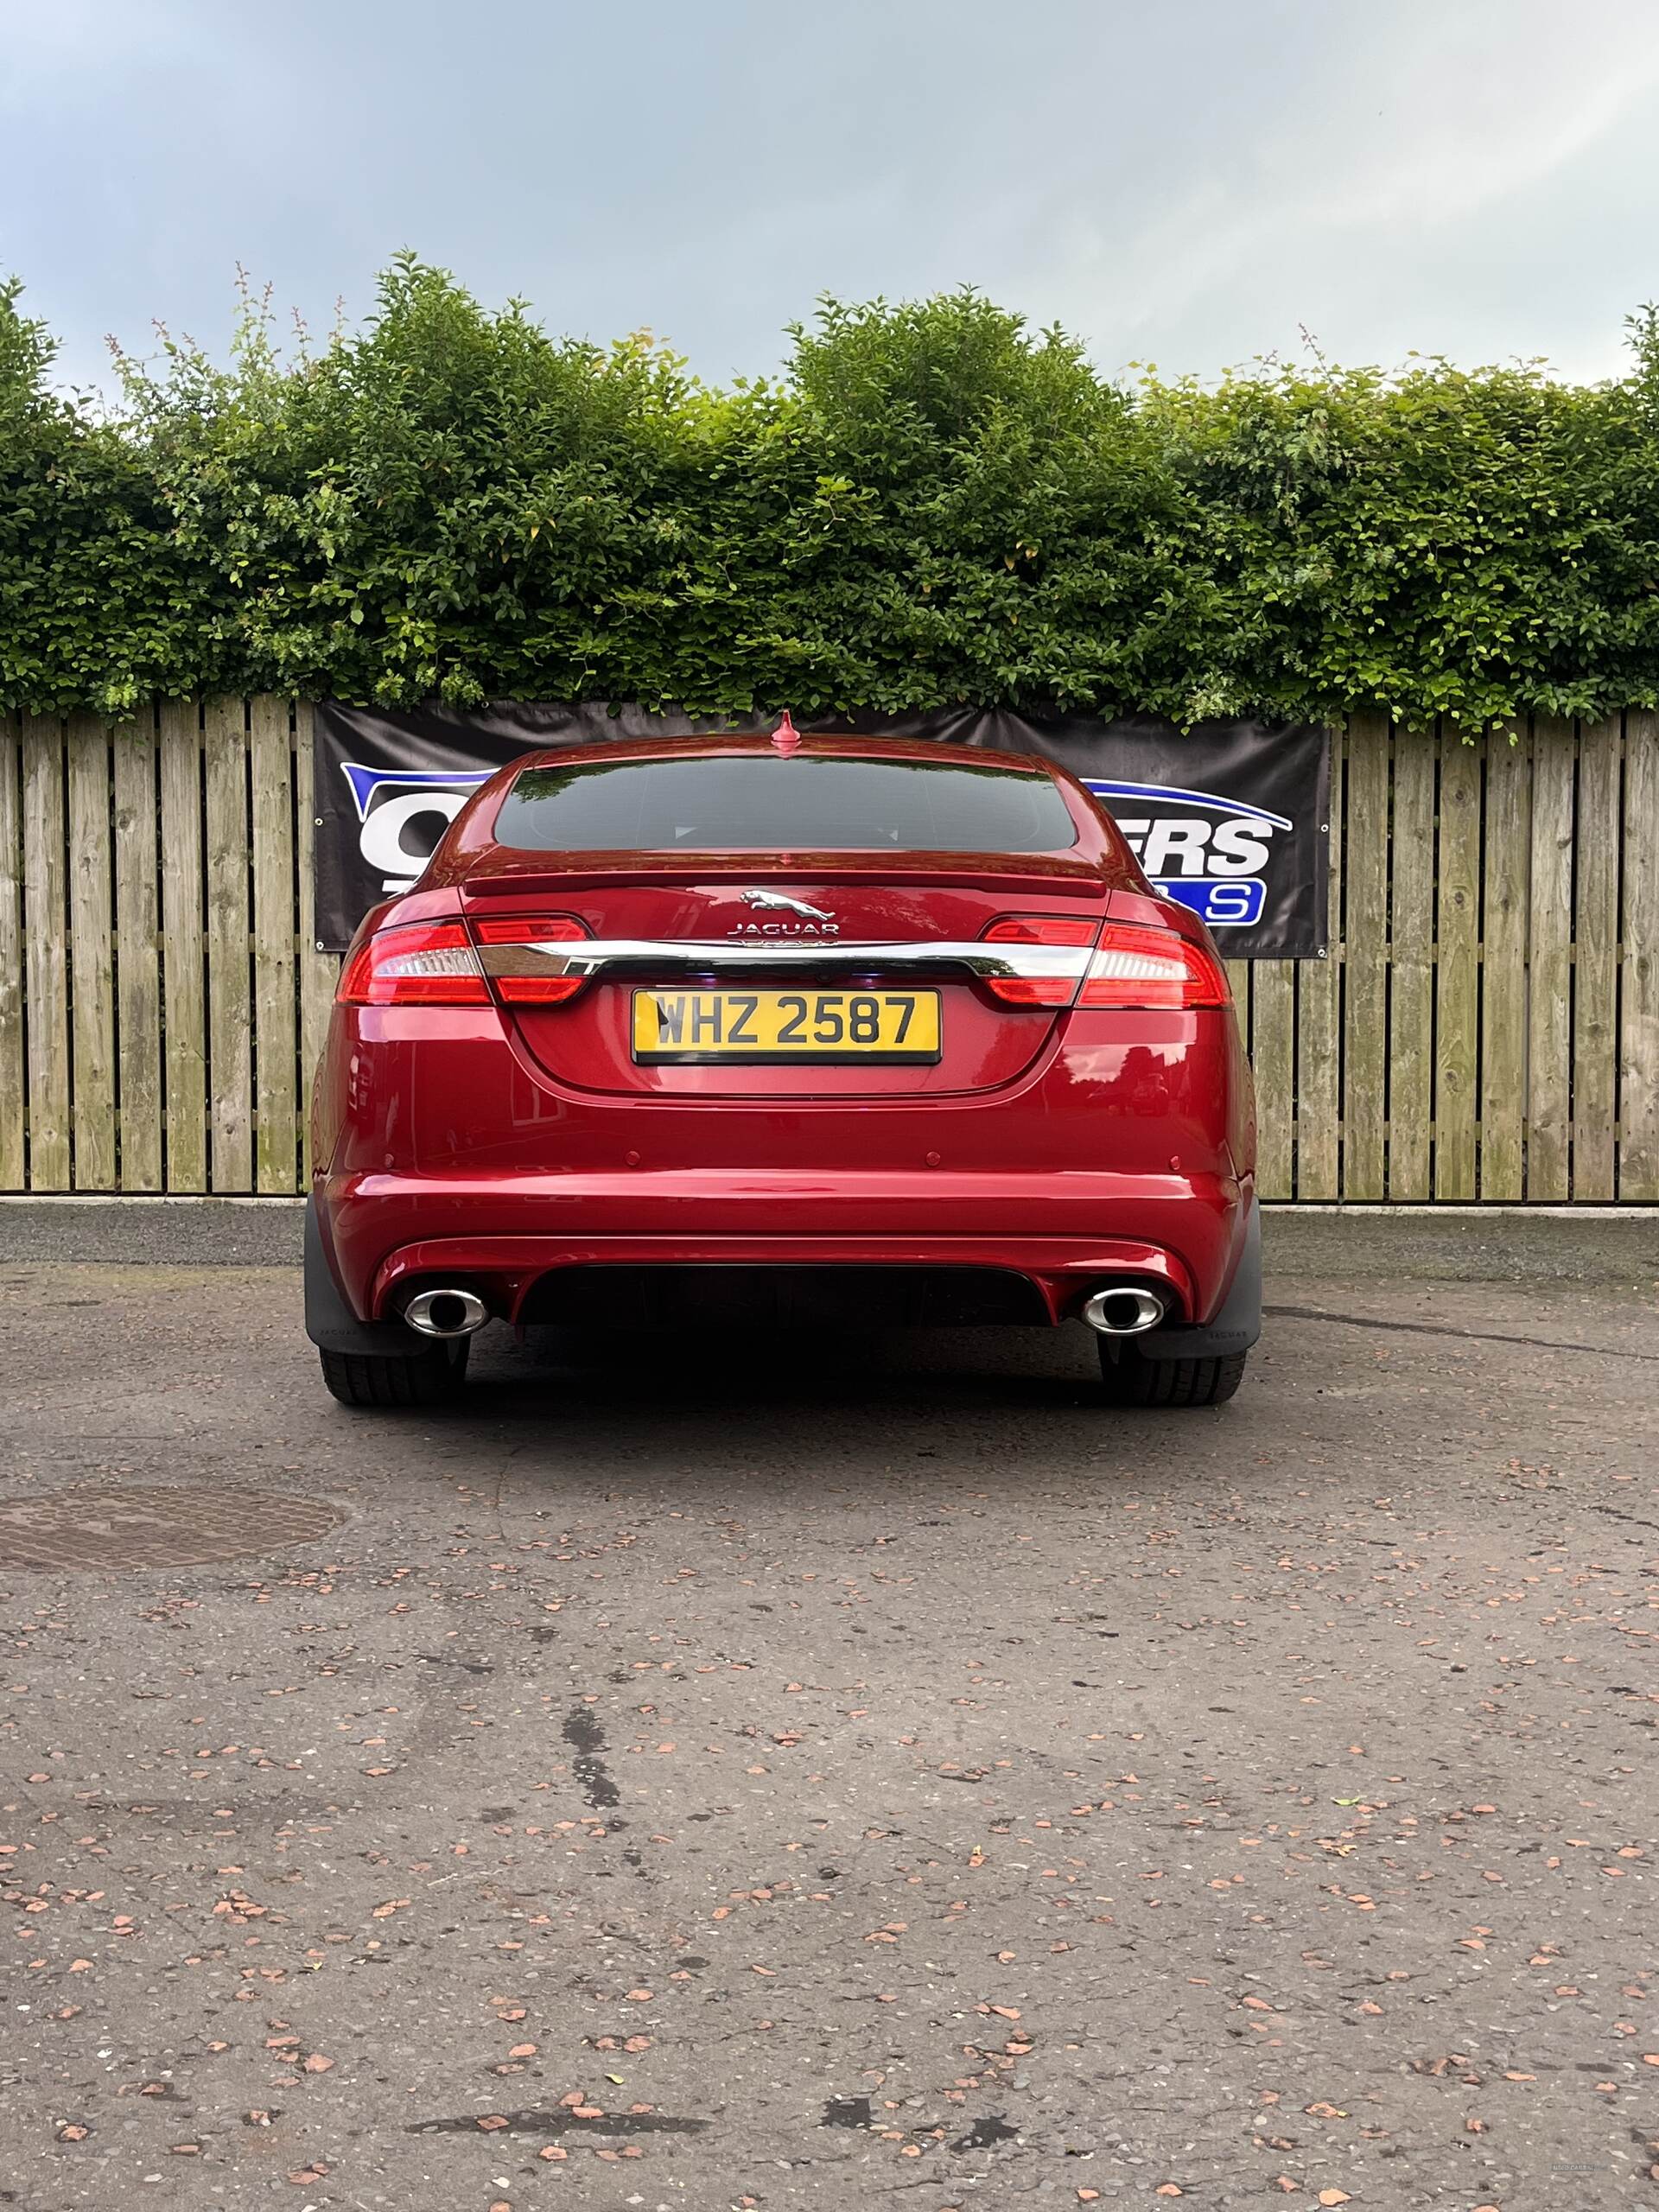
[6,255,1659,727]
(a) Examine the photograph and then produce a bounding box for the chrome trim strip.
[475,938,1095,982]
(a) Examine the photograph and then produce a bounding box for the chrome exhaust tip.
[1081,1285,1167,1337]
[404,1287,490,1339]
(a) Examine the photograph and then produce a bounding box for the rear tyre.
[1096,1342,1247,1408]
[319,1339,469,1409]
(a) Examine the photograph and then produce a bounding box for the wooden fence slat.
[158,699,207,1191]
[1341,712,1389,1198]
[66,714,117,1189]
[0,719,23,1188]
[204,697,253,1192]
[1387,731,1434,1198]
[1620,709,1659,1198]
[1294,733,1343,1198]
[1251,963,1294,1198]
[111,716,163,1192]
[295,707,340,1181]
[1479,723,1529,1199]
[1573,717,1621,1201]
[1525,714,1574,1200]
[21,717,71,1190]
[249,697,297,1193]
[1434,732,1481,1198]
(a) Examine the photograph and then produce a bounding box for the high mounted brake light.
[337,921,489,1007]
[981,916,1229,1010]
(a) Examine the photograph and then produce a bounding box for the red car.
[306,722,1260,1409]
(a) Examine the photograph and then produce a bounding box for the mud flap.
[1134,1195,1261,1363]
[304,1195,422,1355]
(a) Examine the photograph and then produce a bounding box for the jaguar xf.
[305,720,1260,1408]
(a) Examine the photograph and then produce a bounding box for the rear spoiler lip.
[453,859,1127,899]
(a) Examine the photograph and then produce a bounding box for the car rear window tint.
[493,755,1078,853]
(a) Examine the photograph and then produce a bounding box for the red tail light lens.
[472,915,591,1004]
[337,921,488,1007]
[981,915,1098,1005]
[979,915,1230,1010]
[1077,924,1230,1009]
[982,918,1099,946]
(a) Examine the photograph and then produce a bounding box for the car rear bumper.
[312,1166,1256,1334]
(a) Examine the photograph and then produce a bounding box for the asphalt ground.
[0,1206,1655,2210]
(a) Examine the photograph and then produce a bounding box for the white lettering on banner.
[1210,820,1274,875]
[1140,818,1210,874]
[1113,816,1278,879]
[359,790,472,893]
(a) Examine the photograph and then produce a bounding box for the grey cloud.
[6,0,1657,392]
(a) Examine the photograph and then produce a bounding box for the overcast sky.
[8,0,1659,397]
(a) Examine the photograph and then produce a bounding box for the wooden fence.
[2,701,1656,1201]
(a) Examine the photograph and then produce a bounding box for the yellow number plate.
[632,988,942,1064]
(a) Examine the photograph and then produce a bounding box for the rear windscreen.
[493,755,1079,853]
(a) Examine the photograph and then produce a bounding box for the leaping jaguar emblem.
[738,890,835,922]
[728,888,840,938]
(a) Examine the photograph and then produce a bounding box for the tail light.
[1078,923,1229,1009]
[982,916,1229,1010]
[336,916,593,1008]
[981,916,1097,1005]
[337,921,488,1007]
[471,915,590,1004]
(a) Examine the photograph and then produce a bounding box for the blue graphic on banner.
[1154,877,1267,926]
[1083,779,1285,932]
[340,760,493,820]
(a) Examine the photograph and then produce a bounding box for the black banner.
[313,702,1330,957]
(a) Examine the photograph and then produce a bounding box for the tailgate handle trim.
[476,938,1094,983]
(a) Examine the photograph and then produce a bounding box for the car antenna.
[770,709,803,756]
